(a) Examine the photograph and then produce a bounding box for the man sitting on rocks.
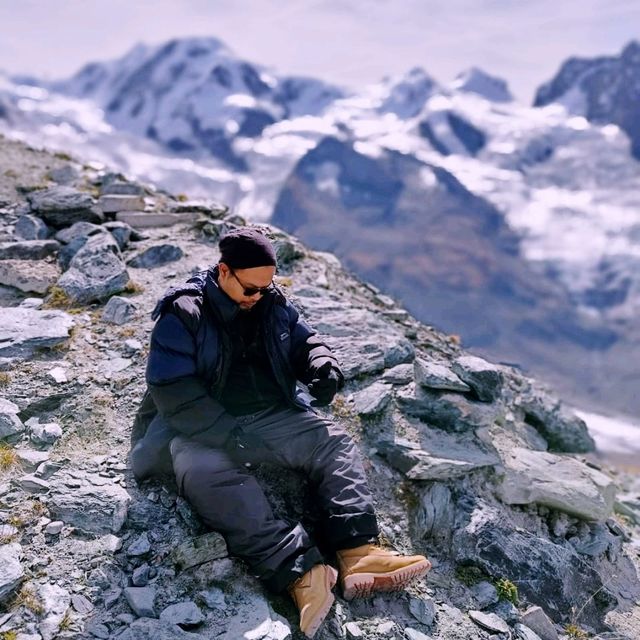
[131,227,431,638]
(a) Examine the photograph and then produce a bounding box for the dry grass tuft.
[0,443,18,471]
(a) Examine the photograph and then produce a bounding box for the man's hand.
[308,361,341,407]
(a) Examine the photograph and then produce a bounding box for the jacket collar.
[204,265,281,325]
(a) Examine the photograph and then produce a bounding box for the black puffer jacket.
[130,267,342,477]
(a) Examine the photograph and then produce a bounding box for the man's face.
[218,263,276,311]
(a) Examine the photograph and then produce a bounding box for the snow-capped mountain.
[450,67,513,103]
[53,37,344,169]
[534,40,640,159]
[2,37,640,417]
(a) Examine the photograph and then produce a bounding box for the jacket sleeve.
[286,300,344,386]
[146,311,235,447]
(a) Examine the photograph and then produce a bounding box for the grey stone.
[99,194,145,213]
[124,587,156,618]
[171,199,227,215]
[103,587,123,609]
[377,438,497,480]
[127,244,184,269]
[35,460,64,479]
[496,447,616,521]
[0,240,59,260]
[381,363,414,384]
[521,606,558,640]
[48,164,79,185]
[54,221,103,245]
[0,397,25,440]
[415,483,455,545]
[37,583,71,640]
[132,564,151,587]
[103,221,133,249]
[100,181,145,196]
[515,623,544,640]
[117,614,136,624]
[127,533,151,557]
[468,610,510,634]
[117,211,199,228]
[470,581,499,609]
[19,297,44,309]
[344,622,364,638]
[47,366,67,384]
[18,474,50,493]
[519,387,595,453]
[404,630,433,640]
[197,587,226,609]
[86,622,110,638]
[159,601,204,627]
[408,596,436,626]
[0,543,23,602]
[273,235,305,266]
[170,532,228,571]
[116,618,207,640]
[102,296,138,325]
[0,259,60,294]
[414,358,471,392]
[71,594,94,614]
[47,469,130,534]
[492,600,520,623]
[352,382,393,416]
[124,338,143,354]
[454,503,616,628]
[57,233,129,303]
[28,187,103,228]
[397,384,502,432]
[28,420,63,447]
[14,215,50,240]
[452,355,504,402]
[14,449,49,471]
[0,307,74,357]
[44,521,63,535]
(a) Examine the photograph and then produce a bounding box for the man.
[131,228,431,638]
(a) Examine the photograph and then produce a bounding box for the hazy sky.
[0,0,638,103]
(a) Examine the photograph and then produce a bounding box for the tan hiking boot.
[336,544,431,600]
[289,564,338,638]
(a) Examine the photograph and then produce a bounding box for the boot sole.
[303,566,338,639]
[341,558,432,600]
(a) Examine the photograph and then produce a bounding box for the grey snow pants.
[170,405,379,593]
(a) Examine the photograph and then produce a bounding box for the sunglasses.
[229,268,274,297]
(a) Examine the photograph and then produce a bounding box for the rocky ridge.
[0,135,639,640]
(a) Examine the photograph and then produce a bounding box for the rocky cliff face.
[0,135,639,640]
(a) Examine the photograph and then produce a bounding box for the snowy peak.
[378,66,439,118]
[450,67,513,102]
[533,40,640,158]
[51,37,344,168]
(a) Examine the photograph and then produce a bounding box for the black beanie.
[218,228,277,269]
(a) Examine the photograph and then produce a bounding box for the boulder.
[47,469,131,534]
[102,296,138,325]
[496,447,616,521]
[352,382,393,416]
[0,240,60,260]
[28,186,103,227]
[414,358,471,392]
[124,587,156,618]
[453,501,617,628]
[519,386,595,453]
[0,259,60,294]
[0,543,23,602]
[56,233,129,303]
[127,244,184,269]
[170,532,228,571]
[0,307,74,357]
[37,583,71,640]
[14,214,50,240]
[99,194,145,213]
[397,384,502,432]
[378,437,498,480]
[54,221,103,245]
[103,221,134,249]
[452,355,504,402]
[0,397,26,440]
